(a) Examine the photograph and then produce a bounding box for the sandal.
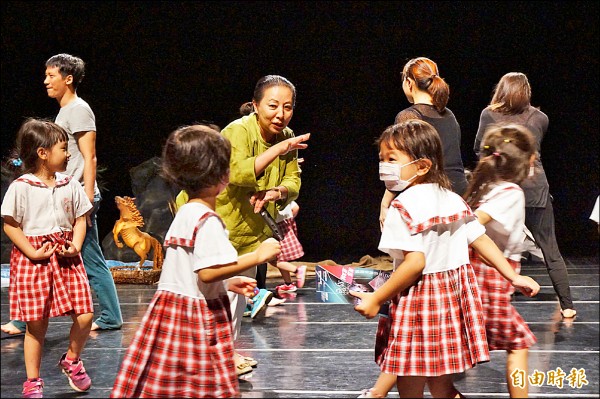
[560,308,577,318]
[235,361,252,376]
[242,356,258,368]
[235,352,258,368]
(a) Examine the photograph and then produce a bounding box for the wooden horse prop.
[113,196,164,270]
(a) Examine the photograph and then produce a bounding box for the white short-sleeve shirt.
[476,182,526,261]
[379,184,485,274]
[1,173,92,236]
[158,202,238,300]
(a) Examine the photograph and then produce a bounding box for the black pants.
[256,263,267,289]
[525,197,574,310]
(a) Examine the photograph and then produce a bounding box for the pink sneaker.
[276,282,297,293]
[296,265,307,288]
[58,353,91,392]
[22,378,43,398]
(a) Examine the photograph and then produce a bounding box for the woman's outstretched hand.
[277,133,310,156]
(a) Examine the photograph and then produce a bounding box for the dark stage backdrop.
[2,1,598,263]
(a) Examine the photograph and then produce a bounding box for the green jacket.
[216,113,301,255]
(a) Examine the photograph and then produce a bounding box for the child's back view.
[110,124,280,398]
[465,124,538,397]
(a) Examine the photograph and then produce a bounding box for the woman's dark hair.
[161,124,231,196]
[239,102,254,116]
[6,118,69,179]
[253,75,296,108]
[464,123,535,208]
[377,119,451,190]
[402,57,450,113]
[488,72,532,115]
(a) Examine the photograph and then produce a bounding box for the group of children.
[1,86,552,398]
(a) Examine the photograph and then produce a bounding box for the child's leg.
[66,312,93,359]
[397,376,427,398]
[427,374,465,398]
[367,371,398,397]
[24,319,49,379]
[507,349,528,398]
[275,261,296,284]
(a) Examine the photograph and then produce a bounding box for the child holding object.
[2,118,95,398]
[272,200,307,293]
[110,124,280,398]
[351,120,540,398]
[464,123,538,398]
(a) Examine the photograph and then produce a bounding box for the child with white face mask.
[351,119,540,399]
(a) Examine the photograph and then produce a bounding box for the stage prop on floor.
[110,195,164,284]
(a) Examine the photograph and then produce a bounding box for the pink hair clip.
[493,152,500,157]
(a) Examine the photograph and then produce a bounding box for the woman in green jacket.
[217,75,310,374]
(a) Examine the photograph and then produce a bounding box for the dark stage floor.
[2,257,599,398]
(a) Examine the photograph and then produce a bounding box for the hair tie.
[483,145,490,149]
[431,74,437,78]
[503,139,511,143]
[12,158,23,167]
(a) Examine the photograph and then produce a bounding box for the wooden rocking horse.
[110,196,164,284]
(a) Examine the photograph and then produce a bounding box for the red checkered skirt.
[470,251,537,350]
[375,263,490,376]
[277,218,304,262]
[110,290,238,398]
[9,232,94,320]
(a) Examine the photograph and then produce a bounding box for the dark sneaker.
[58,353,91,392]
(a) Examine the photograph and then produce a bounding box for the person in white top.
[590,196,599,233]
[1,118,94,397]
[111,124,280,398]
[350,120,540,399]
[465,124,538,398]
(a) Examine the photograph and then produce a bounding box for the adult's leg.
[525,198,574,311]
[255,263,267,289]
[83,197,123,330]
[1,320,26,334]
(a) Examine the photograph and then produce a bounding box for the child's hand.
[227,276,257,297]
[511,275,540,297]
[32,241,59,260]
[256,238,281,263]
[57,240,80,258]
[349,290,381,319]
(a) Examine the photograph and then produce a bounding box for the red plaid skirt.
[277,218,304,262]
[470,252,537,350]
[375,264,490,377]
[9,232,94,320]
[111,291,238,398]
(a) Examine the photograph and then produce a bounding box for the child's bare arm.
[351,251,425,319]
[3,216,57,260]
[198,238,281,283]
[471,234,540,297]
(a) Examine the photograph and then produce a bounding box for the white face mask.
[379,160,420,192]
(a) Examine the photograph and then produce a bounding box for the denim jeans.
[82,195,123,329]
[11,195,123,331]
